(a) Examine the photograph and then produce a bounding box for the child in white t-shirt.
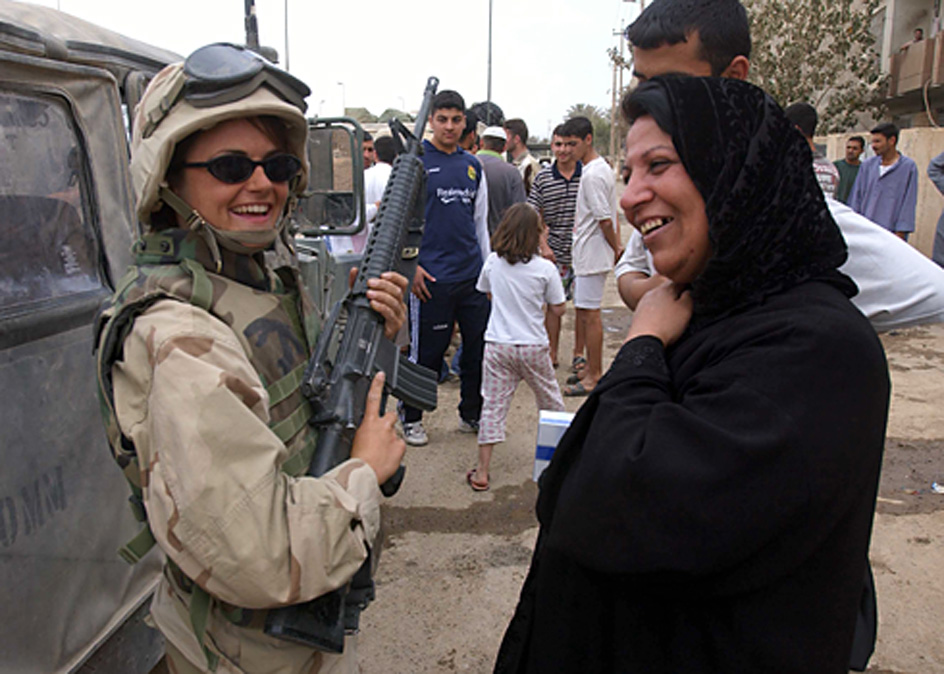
[468,203,566,492]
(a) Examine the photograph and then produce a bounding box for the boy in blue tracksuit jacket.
[403,89,491,446]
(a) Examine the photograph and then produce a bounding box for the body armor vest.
[95,228,321,563]
[95,229,327,668]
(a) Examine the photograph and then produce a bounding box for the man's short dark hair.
[849,135,866,149]
[563,116,593,140]
[871,122,899,142]
[552,123,568,138]
[505,119,529,144]
[461,108,480,143]
[783,102,818,139]
[374,136,397,164]
[363,131,373,142]
[482,135,506,152]
[625,0,751,77]
[431,90,466,114]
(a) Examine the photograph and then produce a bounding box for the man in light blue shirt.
[848,122,918,241]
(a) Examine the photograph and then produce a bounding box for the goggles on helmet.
[140,42,310,138]
[183,153,302,184]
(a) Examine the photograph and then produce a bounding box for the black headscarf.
[627,76,850,324]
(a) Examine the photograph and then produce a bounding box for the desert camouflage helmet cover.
[130,60,310,226]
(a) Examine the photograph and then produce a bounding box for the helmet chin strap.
[158,186,284,272]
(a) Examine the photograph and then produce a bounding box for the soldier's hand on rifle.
[412,265,436,302]
[349,268,408,340]
[351,372,406,485]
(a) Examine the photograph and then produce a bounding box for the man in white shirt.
[621,0,944,334]
[567,116,620,395]
[364,136,395,219]
[329,135,396,255]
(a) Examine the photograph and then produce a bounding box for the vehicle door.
[0,46,163,674]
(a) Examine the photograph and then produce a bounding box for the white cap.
[482,126,507,140]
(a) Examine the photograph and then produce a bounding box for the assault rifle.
[264,76,440,652]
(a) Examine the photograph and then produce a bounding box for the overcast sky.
[35,0,642,140]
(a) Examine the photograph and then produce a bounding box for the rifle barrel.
[410,77,439,151]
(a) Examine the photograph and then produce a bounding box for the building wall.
[823,127,944,257]
[877,0,939,71]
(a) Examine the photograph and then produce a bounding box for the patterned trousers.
[478,342,565,444]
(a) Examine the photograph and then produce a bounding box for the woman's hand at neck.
[624,280,693,348]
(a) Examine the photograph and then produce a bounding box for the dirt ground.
[358,270,944,673]
[147,248,944,674]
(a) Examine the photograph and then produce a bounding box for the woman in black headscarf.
[494,76,890,674]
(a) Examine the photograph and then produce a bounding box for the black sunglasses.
[183,153,302,184]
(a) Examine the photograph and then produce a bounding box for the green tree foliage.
[744,0,886,132]
[565,103,611,155]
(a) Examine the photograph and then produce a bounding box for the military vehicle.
[0,1,367,671]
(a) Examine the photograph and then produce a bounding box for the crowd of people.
[96,0,944,672]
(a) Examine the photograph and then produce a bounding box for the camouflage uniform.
[99,229,379,673]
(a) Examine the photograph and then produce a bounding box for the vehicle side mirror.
[294,118,366,236]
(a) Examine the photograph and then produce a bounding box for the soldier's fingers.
[379,271,409,293]
[368,276,404,302]
[365,372,385,416]
[369,297,398,324]
[367,290,401,313]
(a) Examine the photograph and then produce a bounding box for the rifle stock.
[265,76,440,651]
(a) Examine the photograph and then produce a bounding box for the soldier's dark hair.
[431,90,466,114]
[625,0,751,77]
[552,123,568,138]
[505,118,529,144]
[784,102,818,139]
[374,136,397,164]
[562,116,594,140]
[848,135,866,149]
[871,122,900,142]
[491,203,542,265]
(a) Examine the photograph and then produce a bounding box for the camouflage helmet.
[131,43,311,226]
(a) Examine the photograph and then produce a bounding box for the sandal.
[571,356,587,373]
[566,372,584,385]
[466,469,489,492]
[563,381,593,397]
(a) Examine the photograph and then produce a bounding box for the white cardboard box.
[534,410,575,481]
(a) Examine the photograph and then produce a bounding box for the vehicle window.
[0,90,103,311]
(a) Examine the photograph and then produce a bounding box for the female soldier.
[97,44,406,673]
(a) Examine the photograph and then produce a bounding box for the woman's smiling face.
[174,118,289,236]
[620,115,711,285]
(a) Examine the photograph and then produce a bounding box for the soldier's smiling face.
[175,118,290,240]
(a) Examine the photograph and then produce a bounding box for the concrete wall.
[822,127,944,257]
